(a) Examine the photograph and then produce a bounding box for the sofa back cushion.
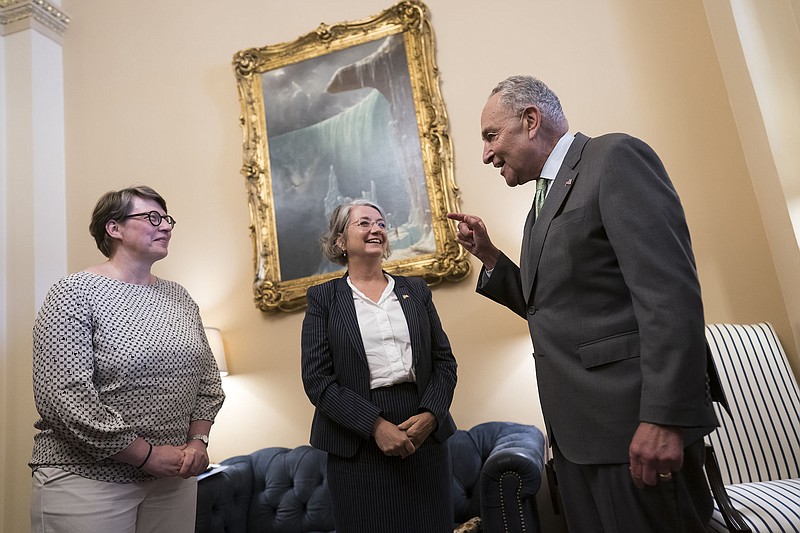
[196,456,254,532]
[449,430,484,522]
[247,446,334,533]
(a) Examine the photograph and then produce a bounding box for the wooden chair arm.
[704,443,751,533]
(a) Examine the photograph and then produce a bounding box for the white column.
[0,1,70,531]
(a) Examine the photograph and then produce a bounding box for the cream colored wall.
[704,0,800,379]
[3,0,798,531]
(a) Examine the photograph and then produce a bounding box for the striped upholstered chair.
[704,323,800,532]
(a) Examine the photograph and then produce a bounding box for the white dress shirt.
[485,131,575,279]
[538,131,575,195]
[347,275,415,389]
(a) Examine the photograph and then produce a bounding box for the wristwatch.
[188,434,209,446]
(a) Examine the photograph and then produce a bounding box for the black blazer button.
[527,305,536,315]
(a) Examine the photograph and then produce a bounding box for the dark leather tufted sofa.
[195,421,545,533]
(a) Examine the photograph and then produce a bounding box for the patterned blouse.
[30,272,225,483]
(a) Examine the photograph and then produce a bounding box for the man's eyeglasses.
[122,211,177,227]
[349,218,388,231]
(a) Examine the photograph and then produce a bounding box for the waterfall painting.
[233,0,470,313]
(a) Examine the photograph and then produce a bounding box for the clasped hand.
[141,442,209,479]
[372,412,437,459]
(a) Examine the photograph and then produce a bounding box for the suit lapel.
[333,274,368,367]
[521,133,590,300]
[393,276,420,366]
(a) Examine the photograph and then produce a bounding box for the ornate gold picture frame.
[233,0,469,313]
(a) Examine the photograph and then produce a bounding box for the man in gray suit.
[449,75,719,532]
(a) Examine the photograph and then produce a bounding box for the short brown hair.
[320,199,391,266]
[89,185,168,257]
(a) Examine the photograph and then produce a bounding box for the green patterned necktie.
[534,178,548,220]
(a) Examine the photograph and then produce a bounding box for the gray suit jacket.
[479,132,720,464]
[301,274,457,458]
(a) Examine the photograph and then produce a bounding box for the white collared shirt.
[347,274,415,389]
[485,131,576,279]
[538,131,576,196]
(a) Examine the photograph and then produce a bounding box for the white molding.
[0,0,70,41]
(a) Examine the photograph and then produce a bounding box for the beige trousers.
[30,467,197,533]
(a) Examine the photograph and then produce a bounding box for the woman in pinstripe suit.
[301,199,458,533]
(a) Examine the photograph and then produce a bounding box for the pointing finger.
[448,213,481,226]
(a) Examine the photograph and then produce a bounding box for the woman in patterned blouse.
[29,185,225,533]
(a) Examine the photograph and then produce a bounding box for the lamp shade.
[204,327,229,376]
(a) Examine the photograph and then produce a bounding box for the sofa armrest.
[195,456,254,533]
[477,423,546,533]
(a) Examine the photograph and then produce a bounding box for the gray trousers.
[553,438,712,533]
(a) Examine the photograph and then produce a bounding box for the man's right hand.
[447,213,501,270]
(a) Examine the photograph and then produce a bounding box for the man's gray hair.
[491,75,567,129]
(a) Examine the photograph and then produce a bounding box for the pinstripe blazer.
[301,273,457,458]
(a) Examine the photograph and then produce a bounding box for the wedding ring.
[658,472,673,479]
